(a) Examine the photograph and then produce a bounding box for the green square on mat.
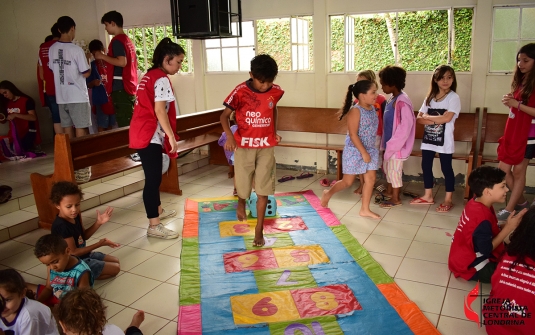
[276,194,309,207]
[357,255,394,285]
[179,238,201,305]
[330,225,369,261]
[254,266,316,292]
[244,233,294,250]
[269,315,344,335]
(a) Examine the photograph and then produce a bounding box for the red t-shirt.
[497,87,535,165]
[448,199,504,280]
[484,254,535,334]
[7,96,34,140]
[38,39,57,96]
[223,80,284,148]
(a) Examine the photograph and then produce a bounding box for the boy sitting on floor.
[27,234,93,306]
[448,166,527,283]
[50,181,120,280]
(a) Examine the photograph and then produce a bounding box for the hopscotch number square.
[290,284,362,318]
[230,291,301,325]
[219,217,308,238]
[272,245,330,268]
[263,217,308,234]
[223,249,278,273]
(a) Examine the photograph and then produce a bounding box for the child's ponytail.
[339,84,355,120]
[339,80,374,120]
[150,37,185,71]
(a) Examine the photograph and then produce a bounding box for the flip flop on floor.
[296,172,314,179]
[410,197,435,205]
[436,203,454,212]
[403,191,420,198]
[379,201,402,208]
[277,175,295,183]
[319,178,330,187]
[374,193,391,204]
[330,180,337,186]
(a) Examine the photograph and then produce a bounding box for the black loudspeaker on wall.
[170,0,242,39]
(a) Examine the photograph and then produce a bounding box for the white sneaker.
[147,224,180,239]
[496,209,511,221]
[159,209,177,220]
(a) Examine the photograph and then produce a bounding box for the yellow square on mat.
[272,245,330,268]
[230,291,300,325]
[219,220,258,237]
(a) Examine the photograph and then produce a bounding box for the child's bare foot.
[253,225,264,247]
[253,237,265,247]
[353,185,363,195]
[321,189,331,207]
[129,310,145,329]
[359,209,381,219]
[236,200,246,221]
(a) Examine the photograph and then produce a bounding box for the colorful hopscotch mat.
[178,190,440,334]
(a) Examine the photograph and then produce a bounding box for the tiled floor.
[2,156,534,334]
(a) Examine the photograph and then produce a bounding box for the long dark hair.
[507,207,535,272]
[339,80,374,120]
[150,37,185,71]
[512,43,535,104]
[0,80,34,115]
[425,65,457,106]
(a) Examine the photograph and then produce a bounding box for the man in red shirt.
[96,11,138,128]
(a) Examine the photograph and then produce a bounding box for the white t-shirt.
[103,324,124,335]
[0,298,59,335]
[150,76,176,145]
[419,91,461,154]
[48,41,90,104]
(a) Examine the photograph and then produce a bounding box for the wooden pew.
[477,108,534,166]
[277,106,346,180]
[31,108,226,229]
[476,108,504,167]
[412,108,480,199]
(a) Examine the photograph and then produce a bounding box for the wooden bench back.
[277,106,347,134]
[479,109,507,153]
[176,108,225,139]
[66,109,227,171]
[69,128,134,171]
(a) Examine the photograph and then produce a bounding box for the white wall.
[1,0,532,185]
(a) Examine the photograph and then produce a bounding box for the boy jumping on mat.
[220,54,284,247]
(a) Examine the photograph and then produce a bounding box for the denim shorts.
[96,105,117,128]
[83,251,106,279]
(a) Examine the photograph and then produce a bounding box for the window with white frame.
[257,16,313,71]
[490,5,535,72]
[124,25,193,73]
[205,21,255,72]
[330,8,473,72]
[205,17,313,72]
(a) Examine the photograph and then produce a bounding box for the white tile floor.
[2,157,535,334]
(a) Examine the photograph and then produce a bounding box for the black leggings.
[421,149,455,192]
[137,143,162,219]
[126,326,143,335]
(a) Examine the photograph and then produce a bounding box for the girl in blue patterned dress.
[321,80,381,219]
